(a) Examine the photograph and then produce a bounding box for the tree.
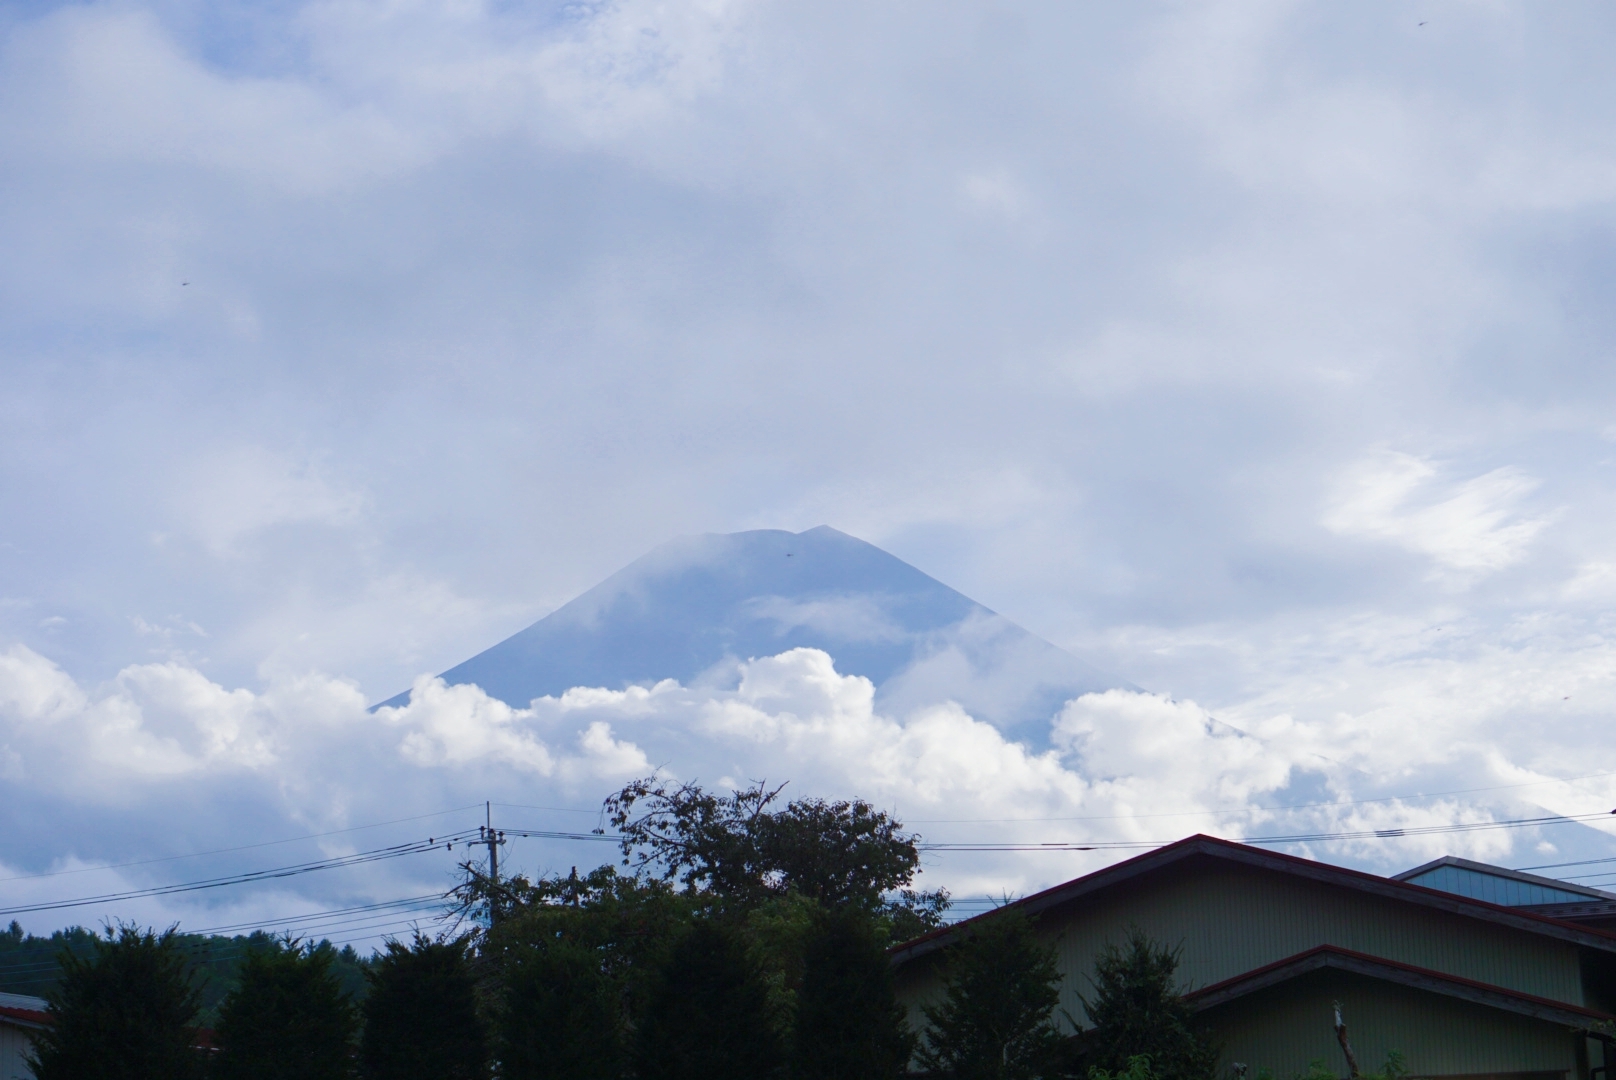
[917,909,1064,1080]
[25,925,204,1080]
[455,863,694,1040]
[1076,928,1218,1080]
[603,777,948,935]
[213,939,358,1080]
[793,906,914,1080]
[635,918,786,1080]
[499,936,622,1080]
[360,935,487,1080]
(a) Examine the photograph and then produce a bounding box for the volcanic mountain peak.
[379,526,1129,738]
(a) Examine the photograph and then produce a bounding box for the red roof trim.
[1185,943,1616,1024]
[0,1003,50,1027]
[890,834,1616,963]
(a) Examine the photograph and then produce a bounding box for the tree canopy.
[917,909,1065,1080]
[359,934,487,1080]
[25,925,205,1080]
[213,938,358,1080]
[634,918,787,1080]
[603,776,948,935]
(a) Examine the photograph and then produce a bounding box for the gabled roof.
[1186,944,1615,1030]
[890,834,1616,964]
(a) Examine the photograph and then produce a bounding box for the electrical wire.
[917,810,1616,853]
[0,805,487,884]
[904,771,1616,824]
[0,830,483,918]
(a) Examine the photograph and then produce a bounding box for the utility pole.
[481,801,506,926]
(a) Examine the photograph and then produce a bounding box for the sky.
[5,0,1616,950]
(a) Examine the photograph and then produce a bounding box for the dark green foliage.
[499,935,621,1080]
[0,923,101,999]
[635,918,786,1080]
[463,864,693,1033]
[792,907,914,1080]
[360,935,487,1080]
[25,925,204,1080]
[214,939,358,1080]
[917,909,1064,1080]
[1077,928,1218,1080]
[0,922,368,1021]
[603,777,949,939]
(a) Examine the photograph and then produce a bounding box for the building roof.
[1394,855,1616,905]
[1185,944,1616,1030]
[889,834,1616,964]
[0,991,49,1029]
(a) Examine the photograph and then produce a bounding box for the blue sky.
[4,0,1616,945]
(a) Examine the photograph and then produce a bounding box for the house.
[890,836,1616,1079]
[0,992,47,1080]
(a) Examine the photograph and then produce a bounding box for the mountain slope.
[378,526,1130,738]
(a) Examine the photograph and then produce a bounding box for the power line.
[904,770,1616,824]
[0,805,486,884]
[918,810,1616,853]
[491,802,597,815]
[0,831,482,918]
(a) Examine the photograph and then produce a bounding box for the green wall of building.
[1203,967,1577,1079]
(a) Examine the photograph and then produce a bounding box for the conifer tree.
[793,907,914,1080]
[360,935,487,1080]
[635,919,786,1080]
[25,925,204,1080]
[214,939,358,1080]
[1077,928,1218,1080]
[499,935,622,1080]
[917,909,1064,1080]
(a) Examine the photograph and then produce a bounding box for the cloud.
[179,447,366,557]
[1323,451,1549,578]
[10,639,1591,932]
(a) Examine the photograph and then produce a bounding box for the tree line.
[0,921,370,1017]
[23,777,1221,1080]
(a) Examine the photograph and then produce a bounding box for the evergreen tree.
[635,919,786,1080]
[214,939,358,1080]
[25,925,204,1080]
[792,907,914,1080]
[360,935,487,1080]
[499,935,622,1080]
[1077,928,1218,1080]
[917,909,1064,1080]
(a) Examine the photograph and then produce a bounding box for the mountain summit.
[379,526,1130,738]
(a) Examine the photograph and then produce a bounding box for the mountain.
[377,526,1131,740]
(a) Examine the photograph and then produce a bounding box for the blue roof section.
[1394,856,1613,907]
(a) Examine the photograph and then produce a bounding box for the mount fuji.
[378,526,1132,741]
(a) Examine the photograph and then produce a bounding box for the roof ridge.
[888,834,1616,963]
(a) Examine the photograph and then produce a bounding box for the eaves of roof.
[1186,943,1616,1030]
[0,1003,49,1029]
[889,834,1616,965]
